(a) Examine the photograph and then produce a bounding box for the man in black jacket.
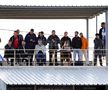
[94,33,103,66]
[60,32,71,65]
[99,22,106,57]
[72,31,82,62]
[4,40,14,66]
[47,30,60,65]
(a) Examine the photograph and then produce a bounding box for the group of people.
[3,22,106,66]
[94,22,106,66]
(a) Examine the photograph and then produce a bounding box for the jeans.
[73,49,82,61]
[81,50,89,65]
[36,52,46,65]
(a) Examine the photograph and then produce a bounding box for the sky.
[0,0,107,6]
[0,0,106,60]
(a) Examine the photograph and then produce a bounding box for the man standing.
[94,33,103,66]
[60,32,71,65]
[80,33,89,65]
[9,31,21,65]
[99,22,106,58]
[72,31,82,62]
[16,29,23,44]
[25,29,37,65]
[47,30,60,65]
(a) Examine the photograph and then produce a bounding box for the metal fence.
[0,48,107,66]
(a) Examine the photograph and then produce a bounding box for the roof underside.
[0,66,108,85]
[0,6,108,19]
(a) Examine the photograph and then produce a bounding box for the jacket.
[99,27,106,47]
[37,35,47,46]
[9,35,22,49]
[99,27,105,40]
[71,36,82,49]
[94,38,103,55]
[4,44,14,58]
[60,36,71,48]
[25,32,37,49]
[94,38,102,49]
[47,35,60,49]
[80,36,88,51]
[35,45,46,55]
[33,44,46,60]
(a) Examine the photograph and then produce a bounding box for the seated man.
[33,39,46,66]
[4,40,14,66]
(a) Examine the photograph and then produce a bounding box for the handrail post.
[14,49,16,66]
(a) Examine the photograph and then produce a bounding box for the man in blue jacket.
[25,29,37,65]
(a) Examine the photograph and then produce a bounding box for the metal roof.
[0,5,108,19]
[0,66,108,85]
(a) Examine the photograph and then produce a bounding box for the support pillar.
[96,16,98,33]
[105,10,108,66]
[86,19,89,65]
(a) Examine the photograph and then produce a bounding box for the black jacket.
[94,38,102,49]
[60,36,71,48]
[99,27,105,40]
[4,44,14,58]
[94,38,103,55]
[47,35,60,49]
[71,36,82,49]
[37,35,47,46]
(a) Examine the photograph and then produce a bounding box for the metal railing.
[0,48,107,66]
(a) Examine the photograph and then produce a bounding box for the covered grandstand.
[0,3,108,90]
